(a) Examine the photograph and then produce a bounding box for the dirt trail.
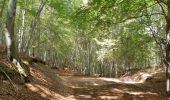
[0,61,167,100]
[61,75,165,100]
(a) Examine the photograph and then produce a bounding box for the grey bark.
[165,0,170,96]
[5,0,29,83]
[18,10,25,52]
[5,0,17,60]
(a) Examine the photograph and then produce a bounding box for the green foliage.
[1,0,164,75]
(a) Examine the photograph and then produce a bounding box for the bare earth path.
[0,62,167,100]
[61,75,166,100]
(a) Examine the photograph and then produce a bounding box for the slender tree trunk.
[0,28,3,45]
[18,10,25,52]
[87,40,91,75]
[165,0,170,96]
[44,51,47,62]
[115,63,118,78]
[24,0,46,54]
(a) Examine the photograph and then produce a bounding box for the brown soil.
[0,51,167,100]
[62,68,166,100]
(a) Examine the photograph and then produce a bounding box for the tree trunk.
[165,44,170,96]
[24,0,46,54]
[165,0,170,96]
[5,0,17,60]
[18,10,25,52]
[43,51,47,62]
[5,0,29,83]
[0,29,2,45]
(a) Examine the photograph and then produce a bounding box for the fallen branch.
[0,67,18,91]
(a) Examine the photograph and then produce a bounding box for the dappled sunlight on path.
[26,83,67,100]
[0,61,166,100]
[60,68,165,100]
[100,68,164,84]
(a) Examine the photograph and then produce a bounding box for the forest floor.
[57,67,166,100]
[0,56,167,100]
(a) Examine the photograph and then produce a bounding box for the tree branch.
[108,13,163,25]
[155,0,167,19]
[0,67,17,91]
[157,0,167,5]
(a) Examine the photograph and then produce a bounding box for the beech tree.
[5,0,29,83]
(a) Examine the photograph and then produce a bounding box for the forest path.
[59,68,166,100]
[0,59,166,100]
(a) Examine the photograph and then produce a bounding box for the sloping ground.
[0,63,167,100]
[120,68,164,83]
[0,46,73,100]
[54,67,82,76]
[0,62,73,100]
